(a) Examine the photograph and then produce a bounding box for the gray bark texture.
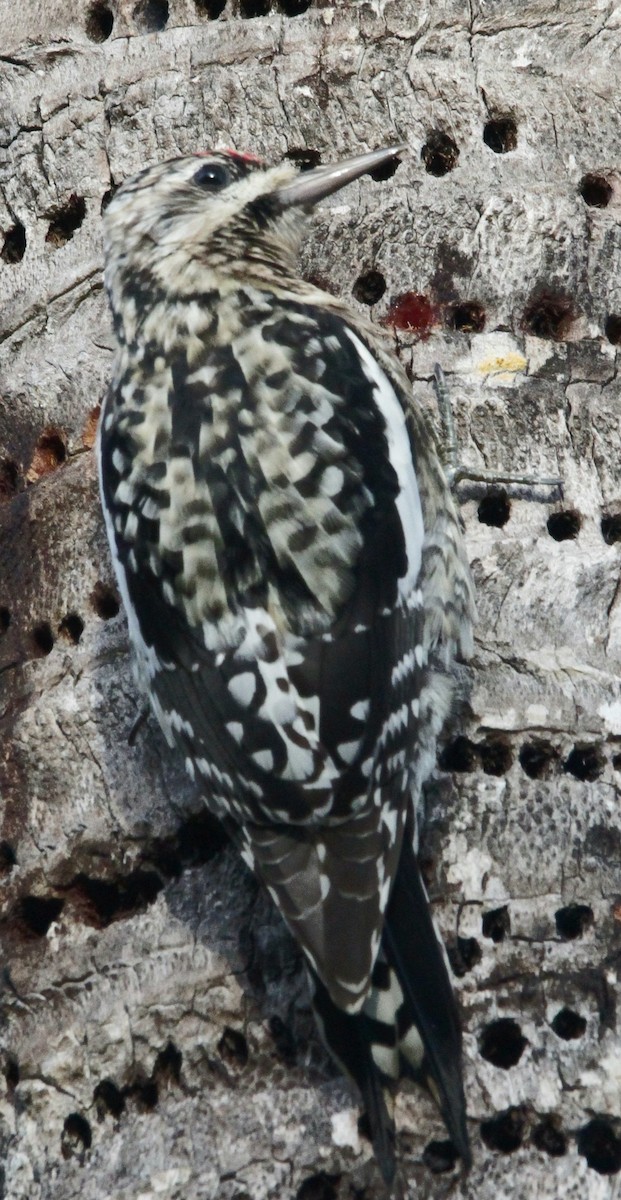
[1,1,621,1196]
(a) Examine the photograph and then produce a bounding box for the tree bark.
[1,2,621,1197]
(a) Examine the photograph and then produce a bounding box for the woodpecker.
[98,144,475,1183]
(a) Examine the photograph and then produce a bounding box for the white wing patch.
[345,329,424,597]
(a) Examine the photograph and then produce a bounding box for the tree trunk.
[1,2,621,1197]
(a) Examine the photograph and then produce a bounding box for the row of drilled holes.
[7,1024,618,1179]
[86,0,312,40]
[440,735,612,783]
[480,497,621,542]
[379,286,621,344]
[0,583,120,658]
[451,902,594,981]
[1,196,86,263]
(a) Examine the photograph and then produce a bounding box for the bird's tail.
[311,833,470,1183]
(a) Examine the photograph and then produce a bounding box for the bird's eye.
[192,162,229,190]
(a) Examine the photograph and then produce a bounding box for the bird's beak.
[275,144,408,209]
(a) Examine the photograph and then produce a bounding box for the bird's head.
[103,145,406,315]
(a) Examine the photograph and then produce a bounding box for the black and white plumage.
[98,145,475,1182]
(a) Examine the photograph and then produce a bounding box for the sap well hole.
[550,1007,587,1040]
[480,1106,527,1153]
[421,131,459,177]
[58,613,84,644]
[579,173,613,208]
[482,905,510,943]
[601,513,621,545]
[85,0,113,40]
[31,622,55,656]
[477,489,511,527]
[577,1118,621,1175]
[519,740,558,779]
[45,196,86,247]
[547,509,581,540]
[555,902,594,939]
[447,301,486,333]
[563,744,604,782]
[479,1018,527,1068]
[1,222,26,263]
[352,270,386,305]
[483,117,518,154]
[132,0,169,29]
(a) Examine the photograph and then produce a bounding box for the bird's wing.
[99,301,440,1004]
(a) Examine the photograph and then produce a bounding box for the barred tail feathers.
[311,834,470,1177]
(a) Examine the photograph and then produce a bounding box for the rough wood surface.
[2,2,621,1197]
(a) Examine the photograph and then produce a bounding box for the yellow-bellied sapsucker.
[98,145,475,1182]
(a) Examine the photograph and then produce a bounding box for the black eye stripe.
[193,163,229,189]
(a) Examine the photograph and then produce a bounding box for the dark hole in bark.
[601,513,621,545]
[448,936,482,977]
[480,1106,527,1153]
[0,459,19,499]
[551,1007,587,1040]
[239,0,270,14]
[555,902,594,939]
[523,291,576,340]
[604,313,621,344]
[438,735,478,772]
[27,428,67,482]
[579,173,613,208]
[90,581,120,619]
[479,738,513,776]
[483,117,518,154]
[352,270,386,305]
[447,301,486,333]
[195,0,227,13]
[422,1138,459,1173]
[85,0,114,40]
[153,1041,183,1086]
[218,1027,249,1069]
[0,841,16,872]
[477,489,510,527]
[45,195,86,247]
[532,1115,567,1157]
[32,622,55,656]
[284,147,321,171]
[1,222,26,263]
[132,0,169,29]
[0,607,10,632]
[577,1118,621,1175]
[94,1078,126,1120]
[563,745,604,782]
[421,131,459,177]
[296,1173,341,1200]
[58,613,84,644]
[479,1018,527,1068]
[61,1113,92,1159]
[126,1077,159,1110]
[369,155,401,182]
[519,740,558,779]
[547,509,581,540]
[68,870,163,927]
[613,753,621,773]
[18,895,64,936]
[278,0,311,13]
[482,905,511,943]
[4,1056,19,1090]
